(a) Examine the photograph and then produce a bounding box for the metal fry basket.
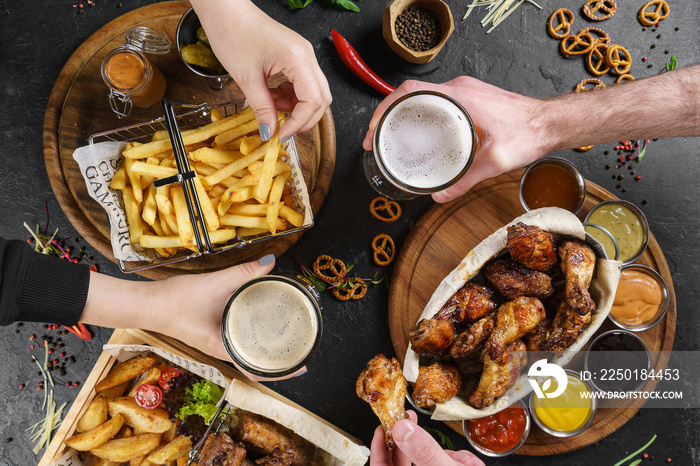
[88,99,313,273]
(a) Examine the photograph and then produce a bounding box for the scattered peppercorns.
[395,7,442,52]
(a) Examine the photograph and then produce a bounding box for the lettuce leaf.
[178,380,224,425]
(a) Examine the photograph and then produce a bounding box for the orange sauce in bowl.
[521,164,582,212]
[466,405,528,453]
[611,269,663,326]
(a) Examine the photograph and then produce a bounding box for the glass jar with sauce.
[584,200,649,264]
[462,399,530,456]
[519,157,586,214]
[101,27,171,118]
[609,264,669,332]
[529,370,597,437]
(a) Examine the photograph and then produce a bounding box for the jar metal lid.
[125,26,171,55]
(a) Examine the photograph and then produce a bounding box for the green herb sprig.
[665,54,677,71]
[424,427,454,450]
[295,257,385,294]
[287,0,360,12]
[612,434,657,466]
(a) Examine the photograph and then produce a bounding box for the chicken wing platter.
[402,207,623,421]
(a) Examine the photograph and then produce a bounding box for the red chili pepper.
[331,29,396,96]
[62,323,92,341]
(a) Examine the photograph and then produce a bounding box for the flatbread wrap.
[403,207,622,421]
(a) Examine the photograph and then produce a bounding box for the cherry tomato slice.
[158,367,182,390]
[134,383,163,410]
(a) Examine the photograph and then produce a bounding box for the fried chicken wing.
[469,340,527,409]
[412,362,463,409]
[356,354,409,450]
[449,314,496,360]
[507,222,558,272]
[199,433,247,466]
[540,301,592,353]
[236,411,315,466]
[524,316,553,352]
[435,282,497,324]
[559,239,597,315]
[482,258,554,300]
[408,318,455,358]
[485,297,546,363]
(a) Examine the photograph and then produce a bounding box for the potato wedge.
[127,367,162,398]
[64,413,125,451]
[108,397,173,433]
[96,356,160,393]
[76,395,108,433]
[100,381,129,400]
[92,458,123,466]
[146,435,192,464]
[91,433,162,462]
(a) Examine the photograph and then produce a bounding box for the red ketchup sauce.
[466,405,528,453]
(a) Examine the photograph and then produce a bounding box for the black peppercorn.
[395,7,442,52]
[651,44,656,49]
[648,64,653,68]
[657,34,662,39]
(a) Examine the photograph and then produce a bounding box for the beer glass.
[363,91,477,200]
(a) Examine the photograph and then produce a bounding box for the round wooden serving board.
[43,1,335,280]
[388,170,676,456]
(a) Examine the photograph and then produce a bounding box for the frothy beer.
[223,277,321,376]
[376,93,474,190]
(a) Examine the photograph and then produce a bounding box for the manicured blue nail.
[259,123,271,141]
[258,253,275,266]
[281,134,296,143]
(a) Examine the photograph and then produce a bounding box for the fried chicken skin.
[199,433,247,466]
[435,282,497,324]
[524,316,553,352]
[449,314,496,360]
[235,411,315,466]
[559,239,597,315]
[469,340,527,409]
[356,354,409,450]
[482,258,554,301]
[412,362,463,409]
[408,318,455,358]
[506,222,558,272]
[540,301,592,353]
[485,297,546,363]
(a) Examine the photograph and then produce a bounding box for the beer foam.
[226,280,318,372]
[378,94,473,189]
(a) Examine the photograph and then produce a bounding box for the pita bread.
[403,207,622,421]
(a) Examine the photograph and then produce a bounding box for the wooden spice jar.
[383,0,454,64]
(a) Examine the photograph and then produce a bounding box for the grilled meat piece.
[485,297,546,364]
[540,301,592,352]
[482,258,554,300]
[199,433,247,466]
[255,448,295,466]
[469,340,527,409]
[356,354,408,450]
[408,318,455,358]
[507,222,558,272]
[449,314,496,360]
[412,362,463,409]
[435,282,497,324]
[559,239,597,315]
[524,316,553,352]
[236,411,315,466]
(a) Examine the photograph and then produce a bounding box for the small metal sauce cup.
[528,370,597,438]
[176,7,230,90]
[462,399,531,457]
[584,199,649,265]
[519,157,586,214]
[608,265,669,332]
[584,222,620,261]
[584,329,652,393]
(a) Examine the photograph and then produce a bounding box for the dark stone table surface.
[1,0,698,465]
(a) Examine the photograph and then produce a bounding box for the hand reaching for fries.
[190,0,332,141]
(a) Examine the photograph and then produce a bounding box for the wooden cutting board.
[43,1,335,280]
[388,170,676,456]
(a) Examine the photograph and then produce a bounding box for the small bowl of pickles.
[176,7,229,90]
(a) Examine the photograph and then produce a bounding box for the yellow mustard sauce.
[611,269,663,325]
[587,203,644,262]
[532,374,592,432]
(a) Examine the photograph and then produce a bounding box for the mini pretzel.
[638,0,669,26]
[605,44,632,75]
[332,277,367,301]
[586,42,610,76]
[560,32,595,57]
[369,196,402,223]
[371,234,396,267]
[547,8,574,39]
[616,74,635,84]
[313,255,347,283]
[575,78,606,93]
[583,0,617,21]
[580,27,610,46]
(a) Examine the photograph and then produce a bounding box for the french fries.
[111,107,306,258]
